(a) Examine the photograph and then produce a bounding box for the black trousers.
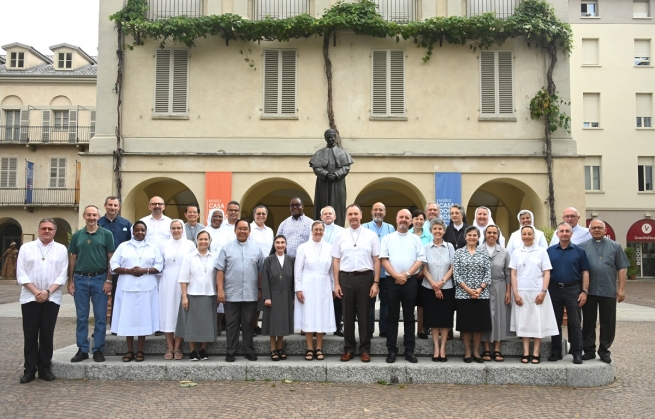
[340,272,373,354]
[582,295,616,356]
[22,301,60,374]
[549,284,583,357]
[224,301,258,356]
[333,294,343,331]
[386,277,418,354]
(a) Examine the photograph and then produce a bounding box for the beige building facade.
[569,0,655,277]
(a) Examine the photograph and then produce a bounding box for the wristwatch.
[106,279,112,283]
[582,289,588,294]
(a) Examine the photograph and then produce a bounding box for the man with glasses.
[276,197,313,258]
[321,206,345,336]
[140,196,172,247]
[249,205,274,334]
[550,207,591,246]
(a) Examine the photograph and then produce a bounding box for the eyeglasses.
[590,226,605,230]
[150,203,165,206]
[290,204,302,208]
[563,215,578,219]
[40,227,55,231]
[255,212,267,216]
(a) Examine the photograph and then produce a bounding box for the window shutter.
[581,39,599,65]
[20,108,29,141]
[90,110,96,137]
[49,158,57,188]
[42,110,51,142]
[389,50,405,115]
[633,1,649,17]
[154,49,172,113]
[636,94,652,117]
[480,51,497,115]
[263,49,280,114]
[68,109,78,142]
[635,39,650,58]
[1,157,18,188]
[372,50,388,115]
[583,93,600,125]
[497,51,513,114]
[171,50,189,114]
[280,50,296,114]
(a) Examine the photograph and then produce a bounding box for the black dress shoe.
[245,353,258,361]
[93,350,105,362]
[225,354,235,362]
[379,331,387,338]
[20,372,36,384]
[417,333,428,340]
[404,353,418,363]
[581,352,596,360]
[600,354,612,364]
[71,349,89,363]
[548,353,562,362]
[573,356,583,364]
[386,352,397,363]
[334,329,344,337]
[39,369,56,381]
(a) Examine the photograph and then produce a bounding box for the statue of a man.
[309,129,354,226]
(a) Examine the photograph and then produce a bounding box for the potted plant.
[624,247,638,280]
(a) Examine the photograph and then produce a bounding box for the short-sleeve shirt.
[509,245,553,291]
[379,231,426,275]
[424,241,455,289]
[331,226,380,272]
[68,227,116,273]
[580,238,630,298]
[546,242,590,284]
[98,215,132,248]
[276,215,314,258]
[363,221,395,277]
[179,250,217,296]
[215,239,265,302]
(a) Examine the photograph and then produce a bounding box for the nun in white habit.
[203,208,231,255]
[505,209,548,256]
[473,206,506,247]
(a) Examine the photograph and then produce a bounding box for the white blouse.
[110,239,164,292]
[509,245,552,291]
[179,250,217,296]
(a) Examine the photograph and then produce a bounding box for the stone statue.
[309,129,354,226]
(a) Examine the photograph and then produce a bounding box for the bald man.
[140,196,172,247]
[549,207,591,246]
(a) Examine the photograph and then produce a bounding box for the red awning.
[586,218,616,241]
[626,219,655,243]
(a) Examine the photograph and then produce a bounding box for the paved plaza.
[1,281,654,418]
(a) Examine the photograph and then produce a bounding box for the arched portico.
[0,217,22,255]
[240,177,313,231]
[354,177,427,224]
[123,177,200,222]
[52,217,72,246]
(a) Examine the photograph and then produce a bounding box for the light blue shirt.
[380,232,427,275]
[322,223,344,245]
[362,221,395,277]
[215,239,265,302]
[550,224,592,246]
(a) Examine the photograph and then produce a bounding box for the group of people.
[15,192,629,384]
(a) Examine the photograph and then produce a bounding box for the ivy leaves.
[530,88,571,133]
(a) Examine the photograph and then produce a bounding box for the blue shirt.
[362,221,395,277]
[215,239,265,302]
[546,242,591,284]
[98,215,132,248]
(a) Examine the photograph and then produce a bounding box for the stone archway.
[354,177,427,224]
[466,178,544,237]
[123,177,200,223]
[240,177,313,232]
[52,217,72,246]
[0,217,22,256]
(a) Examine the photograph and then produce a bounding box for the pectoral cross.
[86,239,92,245]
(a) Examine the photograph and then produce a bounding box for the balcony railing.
[0,126,93,144]
[0,188,79,206]
[467,0,523,19]
[145,0,204,20]
[371,0,419,23]
[253,0,310,20]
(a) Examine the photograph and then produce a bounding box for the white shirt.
[506,228,548,256]
[331,226,380,272]
[249,221,274,256]
[509,245,552,291]
[203,226,234,255]
[110,239,164,292]
[322,223,344,245]
[379,231,427,275]
[179,250,217,296]
[140,214,172,247]
[549,224,592,246]
[17,239,68,305]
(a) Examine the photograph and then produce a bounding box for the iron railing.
[252,0,310,20]
[0,126,93,144]
[467,0,523,19]
[145,0,204,20]
[370,0,419,23]
[0,188,79,206]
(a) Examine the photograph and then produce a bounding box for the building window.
[0,157,18,188]
[581,39,599,65]
[49,158,66,188]
[147,0,204,20]
[583,93,600,127]
[371,49,405,117]
[370,0,418,23]
[633,0,650,18]
[637,94,652,128]
[480,50,514,117]
[9,52,24,68]
[253,0,309,20]
[635,39,651,66]
[58,52,72,69]
[263,49,297,116]
[638,157,654,191]
[154,49,189,115]
[581,0,598,17]
[585,157,601,191]
[53,110,69,129]
[3,110,21,141]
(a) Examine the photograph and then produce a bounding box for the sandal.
[135,351,145,362]
[521,355,530,364]
[305,349,314,361]
[164,350,174,360]
[315,349,325,361]
[122,351,134,362]
[481,350,492,362]
[492,351,505,362]
[270,350,280,361]
[531,355,541,364]
[277,349,287,360]
[174,350,184,360]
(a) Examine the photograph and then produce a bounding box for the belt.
[74,270,107,277]
[341,270,373,276]
[550,280,581,289]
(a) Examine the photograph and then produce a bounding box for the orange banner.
[205,172,232,219]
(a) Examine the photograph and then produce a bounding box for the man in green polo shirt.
[67,205,115,363]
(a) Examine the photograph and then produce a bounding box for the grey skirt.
[175,294,217,343]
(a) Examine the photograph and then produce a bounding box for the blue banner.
[435,172,462,225]
[26,161,34,204]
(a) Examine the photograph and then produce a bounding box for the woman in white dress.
[158,219,195,360]
[294,221,336,361]
[472,206,505,247]
[110,221,164,362]
[510,225,558,364]
[505,209,548,256]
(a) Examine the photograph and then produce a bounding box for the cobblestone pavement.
[1,284,654,418]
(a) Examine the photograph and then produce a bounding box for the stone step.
[51,344,614,387]
[101,333,566,357]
